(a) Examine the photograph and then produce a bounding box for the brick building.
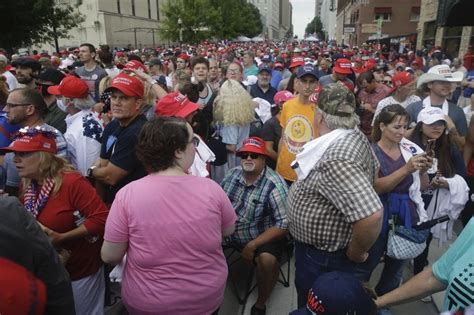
[336,0,420,48]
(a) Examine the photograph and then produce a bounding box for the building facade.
[37,0,163,52]
[336,0,420,47]
[320,0,338,40]
[417,0,473,58]
[248,0,292,40]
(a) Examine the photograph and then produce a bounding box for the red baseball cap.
[155,92,199,118]
[0,128,57,154]
[0,258,47,315]
[390,71,414,93]
[289,57,305,69]
[334,58,353,74]
[47,76,89,98]
[273,62,284,70]
[177,53,189,61]
[105,72,144,98]
[237,137,268,157]
[274,90,294,105]
[124,60,147,72]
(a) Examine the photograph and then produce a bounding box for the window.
[443,27,463,58]
[147,0,151,19]
[156,0,160,20]
[131,0,136,16]
[410,7,420,21]
[423,21,437,47]
[374,13,391,21]
[117,0,121,14]
[374,7,391,21]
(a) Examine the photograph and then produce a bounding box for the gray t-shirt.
[75,65,108,102]
[319,74,354,88]
[406,100,468,136]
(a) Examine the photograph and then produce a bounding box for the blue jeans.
[294,242,357,308]
[355,235,406,296]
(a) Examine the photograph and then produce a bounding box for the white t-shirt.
[2,70,18,91]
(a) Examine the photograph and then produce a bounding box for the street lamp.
[177,17,183,43]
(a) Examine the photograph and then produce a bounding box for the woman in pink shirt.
[101,116,236,315]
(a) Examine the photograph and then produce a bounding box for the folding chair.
[224,237,293,314]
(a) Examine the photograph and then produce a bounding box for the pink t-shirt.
[104,174,236,315]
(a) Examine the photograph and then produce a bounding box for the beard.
[17,75,33,84]
[242,162,256,172]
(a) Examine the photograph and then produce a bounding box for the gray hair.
[72,95,95,110]
[317,108,359,130]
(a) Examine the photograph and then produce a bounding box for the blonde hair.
[21,152,77,196]
[99,76,112,95]
[213,79,255,125]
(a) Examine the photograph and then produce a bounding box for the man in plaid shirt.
[221,137,288,315]
[287,83,384,307]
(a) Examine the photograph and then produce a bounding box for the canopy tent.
[305,36,319,42]
[236,36,251,42]
[251,36,265,42]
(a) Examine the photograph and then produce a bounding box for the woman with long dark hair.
[409,107,467,283]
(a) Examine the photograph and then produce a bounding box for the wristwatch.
[87,165,97,178]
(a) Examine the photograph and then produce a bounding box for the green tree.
[305,16,324,38]
[0,0,84,52]
[160,0,263,42]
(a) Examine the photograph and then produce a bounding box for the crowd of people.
[0,39,473,315]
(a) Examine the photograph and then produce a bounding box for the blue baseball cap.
[258,64,272,74]
[296,64,319,79]
[289,272,376,315]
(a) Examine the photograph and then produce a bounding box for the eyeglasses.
[5,103,31,108]
[228,69,240,74]
[189,135,200,147]
[240,153,260,159]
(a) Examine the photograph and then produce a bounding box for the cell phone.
[425,139,436,158]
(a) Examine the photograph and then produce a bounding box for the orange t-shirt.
[276,97,319,181]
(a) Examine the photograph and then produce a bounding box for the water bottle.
[73,210,99,243]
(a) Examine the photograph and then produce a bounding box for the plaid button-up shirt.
[288,129,382,252]
[221,166,289,244]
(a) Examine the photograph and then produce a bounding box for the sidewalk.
[106,222,462,315]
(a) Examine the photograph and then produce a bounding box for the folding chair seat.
[223,236,293,313]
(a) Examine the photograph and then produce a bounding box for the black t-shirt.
[260,116,282,170]
[0,197,75,314]
[100,115,148,203]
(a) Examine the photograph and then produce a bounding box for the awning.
[374,7,392,14]
[437,0,474,26]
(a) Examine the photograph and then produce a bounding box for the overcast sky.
[290,0,316,39]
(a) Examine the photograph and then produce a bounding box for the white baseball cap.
[416,107,447,125]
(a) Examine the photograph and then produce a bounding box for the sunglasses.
[383,80,392,84]
[427,120,446,127]
[240,153,260,159]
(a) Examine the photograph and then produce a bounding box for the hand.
[39,223,65,246]
[431,176,449,189]
[131,68,152,83]
[346,246,369,263]
[57,248,72,265]
[242,241,257,264]
[406,154,429,173]
[444,115,455,131]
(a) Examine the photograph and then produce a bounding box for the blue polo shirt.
[250,83,278,105]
